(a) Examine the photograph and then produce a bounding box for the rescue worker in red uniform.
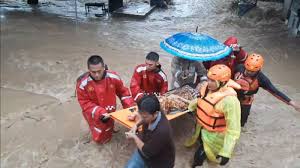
[130,52,168,102]
[76,55,135,143]
[204,36,248,75]
[233,53,300,127]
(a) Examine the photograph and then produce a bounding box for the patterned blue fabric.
[160,32,232,61]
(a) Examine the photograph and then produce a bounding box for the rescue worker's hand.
[100,113,111,123]
[130,124,138,134]
[102,113,110,118]
[235,79,250,91]
[173,81,180,88]
[127,113,137,121]
[125,131,137,139]
[216,155,229,166]
[127,107,139,121]
[188,98,198,112]
[290,101,300,112]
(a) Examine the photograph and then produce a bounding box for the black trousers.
[241,104,252,127]
[192,138,206,168]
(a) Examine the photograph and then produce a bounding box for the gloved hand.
[100,113,111,123]
[216,155,229,166]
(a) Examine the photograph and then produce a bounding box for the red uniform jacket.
[203,36,248,75]
[130,64,168,101]
[76,70,134,143]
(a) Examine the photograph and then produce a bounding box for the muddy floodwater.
[1,0,300,167]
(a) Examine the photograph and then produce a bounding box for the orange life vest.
[234,72,259,105]
[196,80,241,132]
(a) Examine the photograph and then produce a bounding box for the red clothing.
[76,70,134,143]
[203,36,247,75]
[130,64,168,101]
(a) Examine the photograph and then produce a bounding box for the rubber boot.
[192,143,206,168]
[241,104,251,127]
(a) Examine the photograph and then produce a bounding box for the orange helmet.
[245,53,264,72]
[207,64,231,82]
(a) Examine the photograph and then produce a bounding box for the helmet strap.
[244,69,259,78]
[219,81,226,88]
[215,81,223,90]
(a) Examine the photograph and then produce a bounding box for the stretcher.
[110,106,189,129]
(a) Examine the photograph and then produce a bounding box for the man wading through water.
[76,55,135,143]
